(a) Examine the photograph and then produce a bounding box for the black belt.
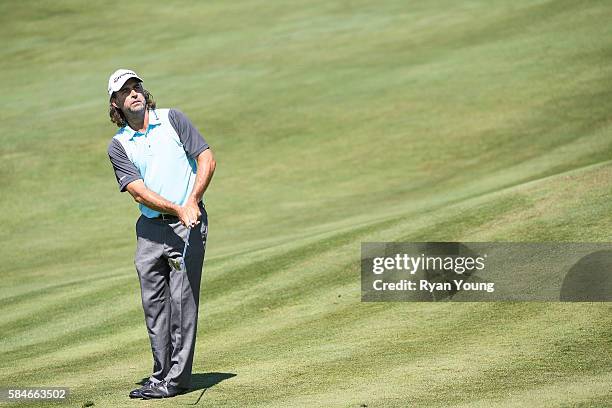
[154,202,203,221]
[155,213,179,221]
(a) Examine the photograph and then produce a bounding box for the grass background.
[1,0,611,406]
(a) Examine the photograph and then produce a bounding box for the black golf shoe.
[129,380,157,399]
[141,380,188,399]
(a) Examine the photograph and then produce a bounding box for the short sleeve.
[107,138,142,192]
[168,109,209,159]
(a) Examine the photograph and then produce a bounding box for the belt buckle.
[160,213,173,221]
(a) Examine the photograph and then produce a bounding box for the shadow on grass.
[138,372,237,404]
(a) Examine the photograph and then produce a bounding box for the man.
[106,69,216,399]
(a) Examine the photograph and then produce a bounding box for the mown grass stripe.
[252,306,610,407]
[0,277,137,340]
[0,269,127,305]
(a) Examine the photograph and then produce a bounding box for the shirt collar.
[122,109,161,139]
[148,109,162,126]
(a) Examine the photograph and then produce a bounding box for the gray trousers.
[134,205,207,389]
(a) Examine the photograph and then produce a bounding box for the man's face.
[113,78,146,114]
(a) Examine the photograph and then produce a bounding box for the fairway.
[1,1,611,407]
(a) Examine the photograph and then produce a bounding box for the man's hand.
[179,199,201,228]
[127,180,199,227]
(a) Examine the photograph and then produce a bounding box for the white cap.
[107,68,142,96]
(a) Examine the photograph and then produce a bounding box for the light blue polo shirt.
[107,108,209,218]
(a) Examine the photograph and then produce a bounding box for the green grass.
[1,0,611,407]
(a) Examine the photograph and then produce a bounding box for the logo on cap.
[113,71,136,83]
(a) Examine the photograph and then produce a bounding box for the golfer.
[106,69,216,399]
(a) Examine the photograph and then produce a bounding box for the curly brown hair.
[109,89,157,128]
